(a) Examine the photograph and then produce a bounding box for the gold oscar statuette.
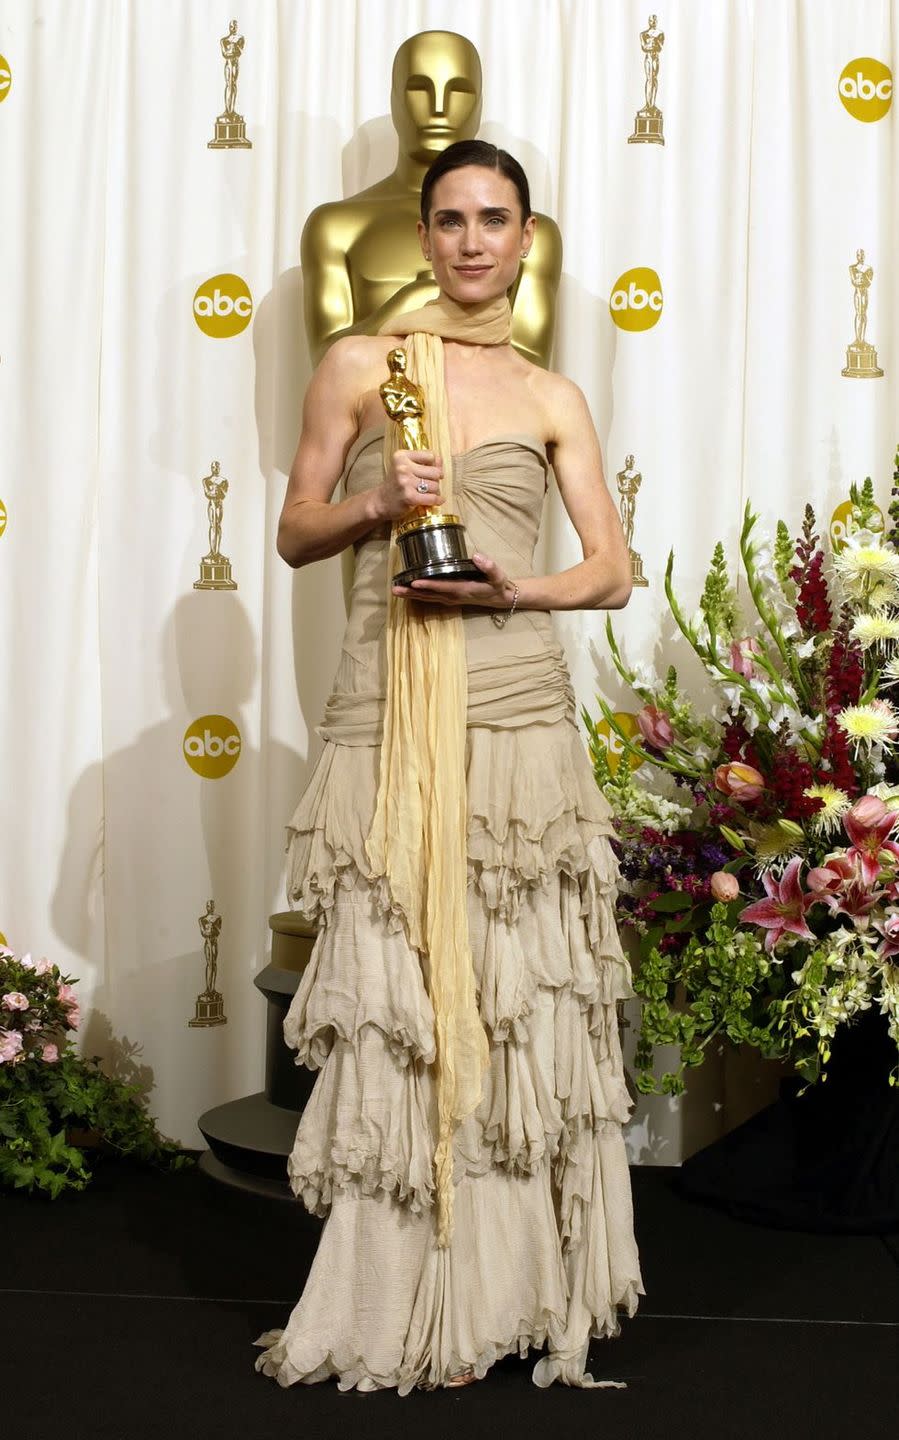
[208,18,252,149]
[381,348,483,588]
[617,454,649,587]
[189,900,228,1027]
[194,461,238,590]
[629,14,665,145]
[300,30,561,369]
[841,249,883,378]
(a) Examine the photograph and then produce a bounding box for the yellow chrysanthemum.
[836,701,899,748]
[750,818,804,866]
[803,783,851,836]
[849,612,899,650]
[834,543,899,584]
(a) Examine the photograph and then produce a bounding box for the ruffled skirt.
[254,720,644,1391]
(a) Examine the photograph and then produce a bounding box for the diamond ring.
[416,481,429,494]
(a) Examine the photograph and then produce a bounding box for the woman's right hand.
[374,449,445,522]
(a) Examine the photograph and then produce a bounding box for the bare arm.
[519,377,633,610]
[277,339,446,568]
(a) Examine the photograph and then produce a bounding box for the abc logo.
[609,268,663,332]
[838,59,892,121]
[0,500,7,538]
[183,715,242,778]
[830,498,884,554]
[0,55,11,103]
[594,712,642,776]
[193,274,253,338]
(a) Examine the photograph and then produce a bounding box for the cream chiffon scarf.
[366,295,512,1246]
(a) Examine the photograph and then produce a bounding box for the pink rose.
[710,871,739,902]
[714,762,765,802]
[729,637,762,679]
[65,1005,81,1031]
[56,983,78,1007]
[34,958,52,976]
[41,1043,59,1063]
[636,705,675,751]
[0,1029,24,1063]
[1,992,29,1012]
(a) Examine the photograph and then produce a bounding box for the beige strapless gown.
[254,428,644,1392]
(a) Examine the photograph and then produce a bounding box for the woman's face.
[418,165,535,306]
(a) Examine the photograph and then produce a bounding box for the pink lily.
[844,796,899,886]
[873,910,899,959]
[739,857,816,952]
[807,853,885,927]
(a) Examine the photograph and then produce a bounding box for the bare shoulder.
[314,333,394,388]
[526,365,592,441]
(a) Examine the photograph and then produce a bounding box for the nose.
[460,224,483,255]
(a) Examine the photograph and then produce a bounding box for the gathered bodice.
[320,426,576,743]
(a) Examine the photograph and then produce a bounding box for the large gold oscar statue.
[300,30,562,368]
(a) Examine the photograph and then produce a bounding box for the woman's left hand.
[392,551,515,609]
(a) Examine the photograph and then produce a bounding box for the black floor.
[2,1158,897,1440]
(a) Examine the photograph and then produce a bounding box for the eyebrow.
[433,206,512,220]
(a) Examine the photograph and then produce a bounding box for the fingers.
[392,450,444,510]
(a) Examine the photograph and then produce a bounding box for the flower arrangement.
[585,448,899,1099]
[0,944,190,1197]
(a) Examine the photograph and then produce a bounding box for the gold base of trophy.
[629,107,664,144]
[189,991,227,1027]
[630,550,649,587]
[194,556,238,589]
[842,341,883,378]
[393,511,484,589]
[208,114,252,149]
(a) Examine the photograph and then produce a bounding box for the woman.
[255,140,644,1393]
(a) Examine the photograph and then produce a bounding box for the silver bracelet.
[491,582,520,628]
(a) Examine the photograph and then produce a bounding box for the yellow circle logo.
[609,267,663,331]
[593,712,642,775]
[192,274,253,338]
[0,500,7,537]
[838,58,892,121]
[0,55,11,103]
[182,715,242,778]
[830,498,884,554]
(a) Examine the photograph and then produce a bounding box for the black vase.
[676,1009,899,1234]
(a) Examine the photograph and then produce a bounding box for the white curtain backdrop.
[1,0,896,1156]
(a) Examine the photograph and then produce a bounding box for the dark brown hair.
[420,140,532,224]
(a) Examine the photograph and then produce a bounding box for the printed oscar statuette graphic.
[629,14,665,145]
[208,19,252,149]
[617,455,649,588]
[381,348,483,588]
[194,461,238,589]
[189,900,228,1027]
[841,250,884,378]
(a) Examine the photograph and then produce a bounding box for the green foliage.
[0,1050,192,1198]
[631,903,787,1096]
[699,541,737,643]
[774,519,796,589]
[849,475,879,531]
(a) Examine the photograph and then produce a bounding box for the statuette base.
[189,991,228,1027]
[629,107,665,145]
[842,341,883,378]
[208,115,252,149]
[194,556,238,589]
[395,556,485,589]
[630,550,649,587]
